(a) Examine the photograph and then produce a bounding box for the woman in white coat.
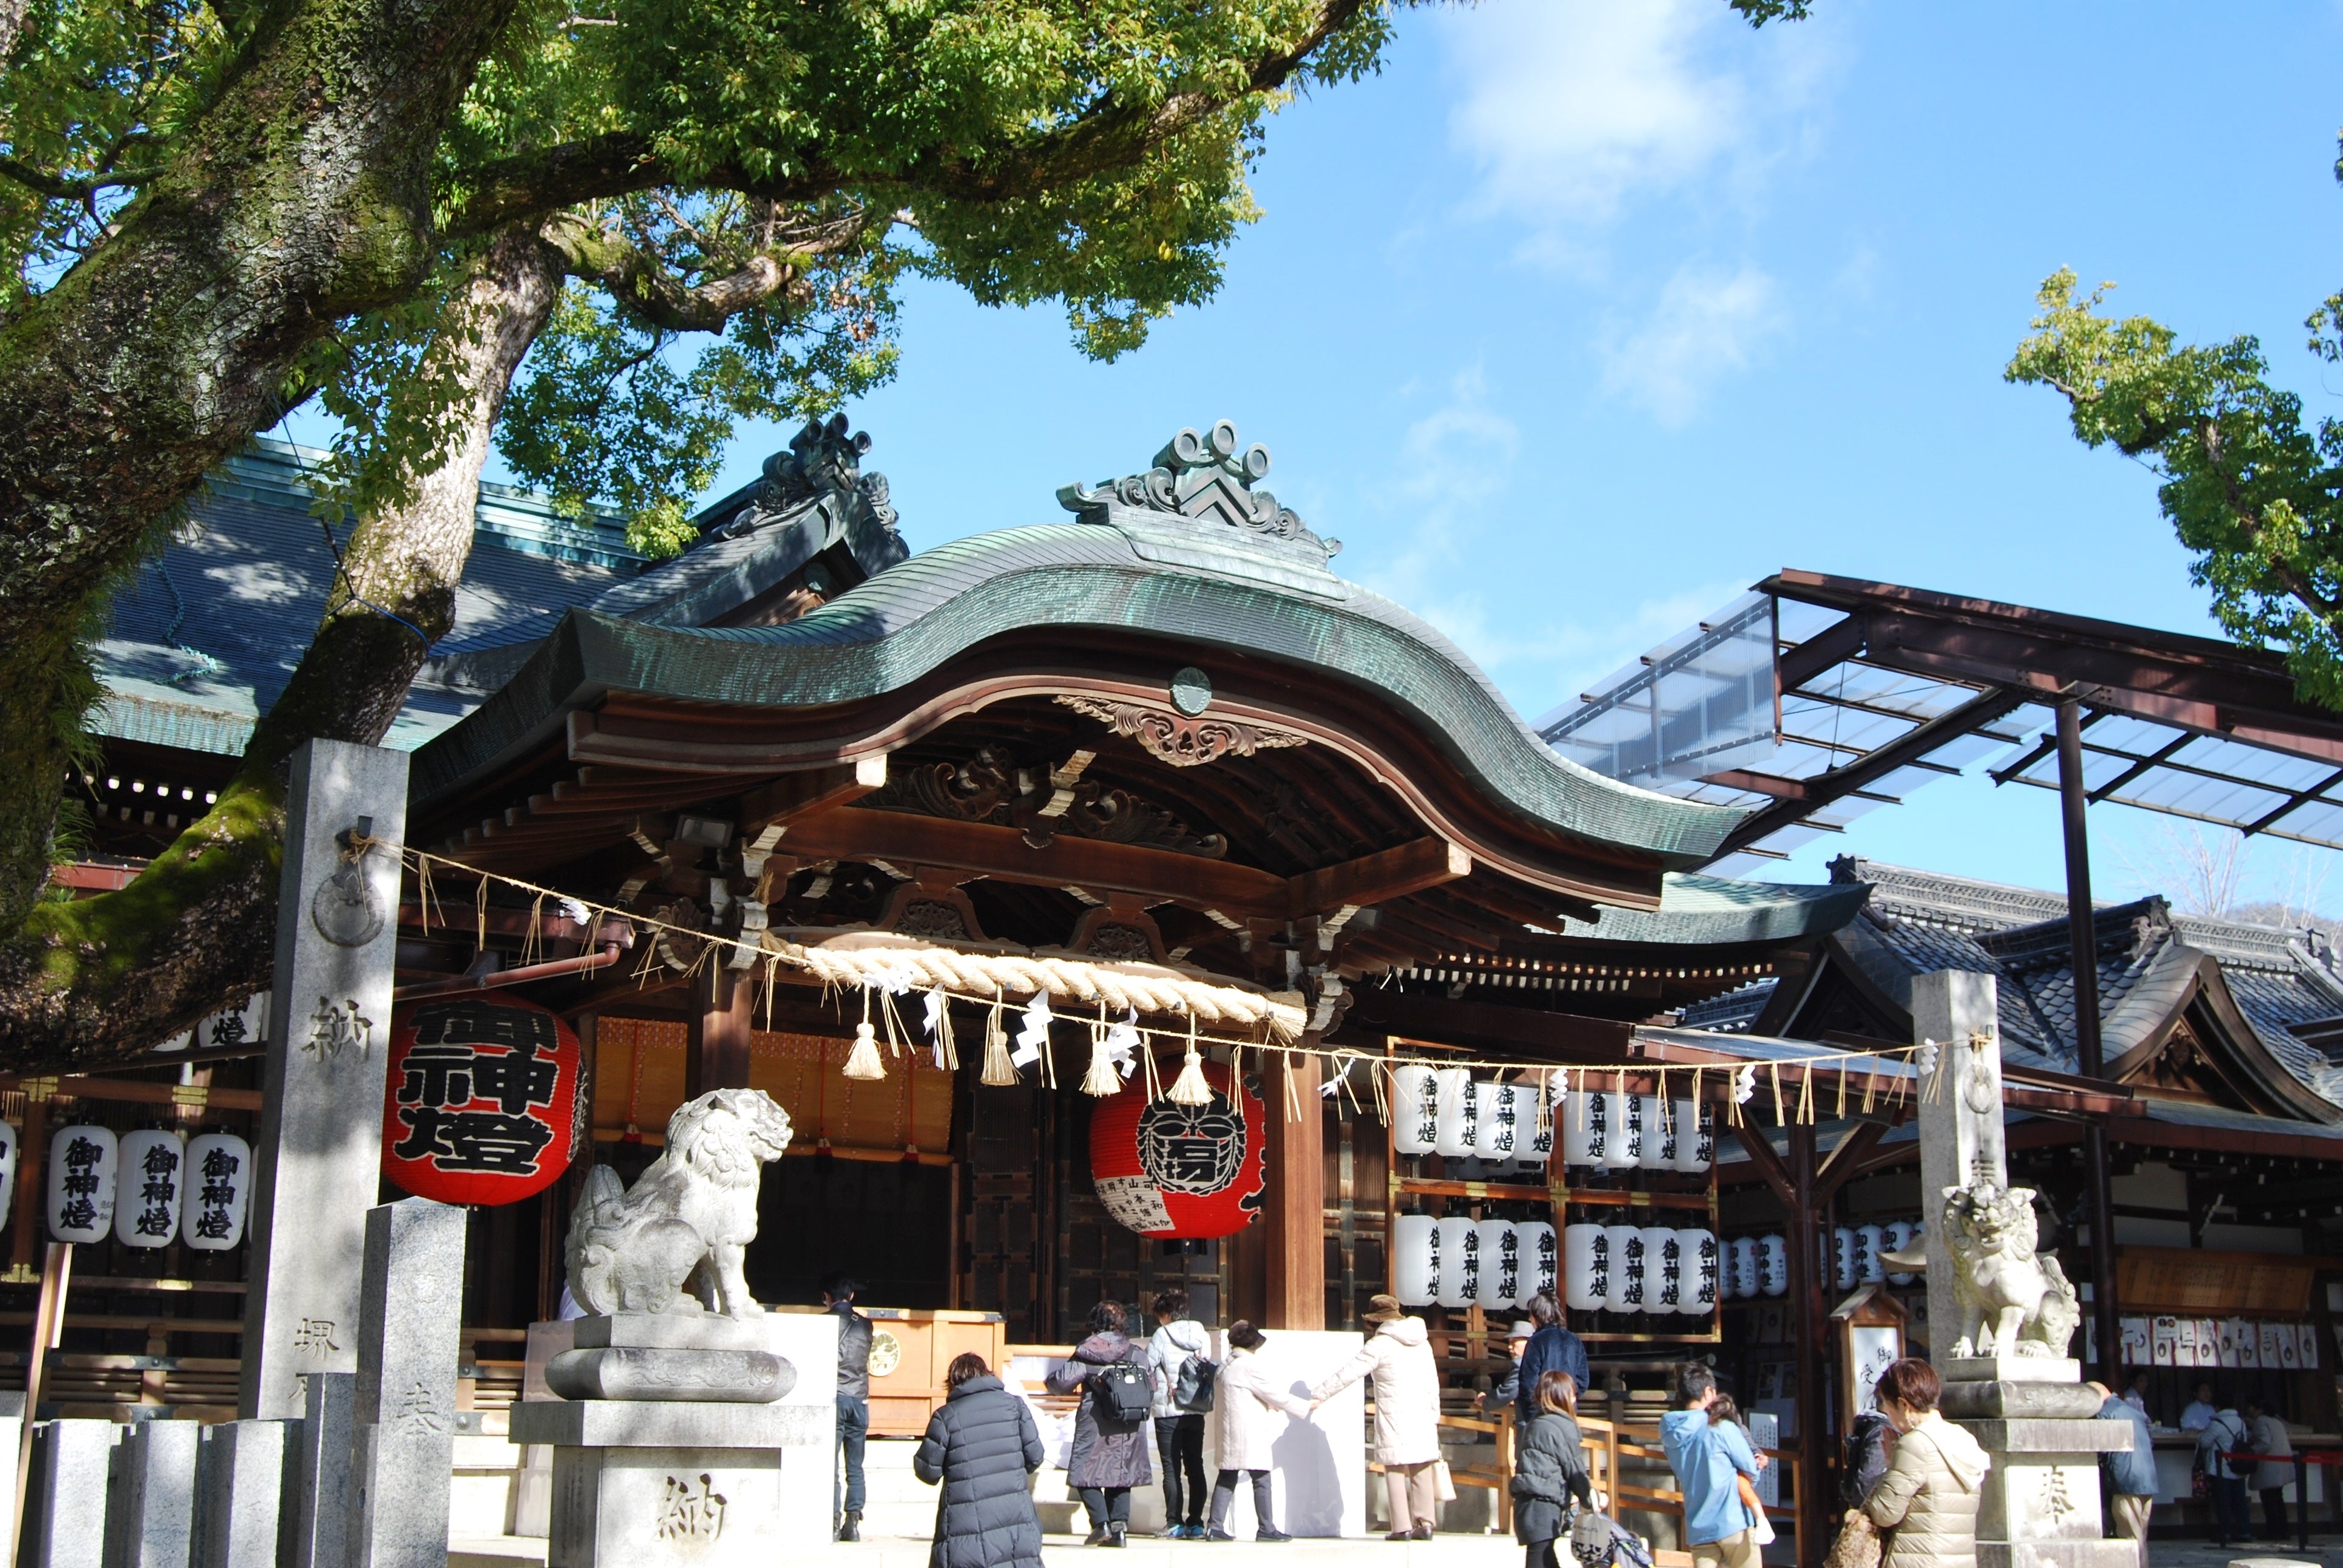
[1206,1321,1314,1542]
[1308,1293,1443,1540]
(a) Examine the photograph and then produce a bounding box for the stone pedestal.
[23,1420,118,1568]
[510,1397,825,1567]
[105,1420,200,1568]
[191,1420,288,1568]
[349,1197,467,1568]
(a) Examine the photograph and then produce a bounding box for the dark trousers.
[1080,1485,1132,1530]
[1210,1469,1276,1535]
[836,1394,869,1519]
[2211,1475,2250,1541]
[1526,1544,1561,1568]
[1156,1414,1207,1526]
[2261,1486,2290,1538]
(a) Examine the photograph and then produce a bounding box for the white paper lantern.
[1611,1094,1646,1171]
[1473,1080,1525,1162]
[1673,1100,1715,1173]
[1832,1226,1858,1291]
[1394,1213,1439,1305]
[1564,1088,1614,1169]
[1522,1083,1554,1167]
[1640,1097,1678,1171]
[183,1132,252,1252]
[1605,1223,1647,1313]
[1515,1221,1557,1304]
[1642,1226,1683,1314]
[0,1119,18,1226]
[1392,1066,1439,1156]
[1562,1223,1609,1313]
[47,1125,117,1243]
[1434,1215,1479,1308]
[114,1129,185,1249]
[1856,1224,1886,1285]
[1884,1220,1918,1285]
[1682,1229,1721,1316]
[1728,1236,1760,1300]
[1434,1069,1476,1159]
[1757,1233,1789,1297]
[1476,1218,1521,1309]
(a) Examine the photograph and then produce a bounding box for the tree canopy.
[2007,150,2343,708]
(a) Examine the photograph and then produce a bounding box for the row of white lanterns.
[1556,1225,1721,1315]
[28,1124,252,1249]
[1712,1221,1922,1301]
[1389,1067,1716,1173]
[1392,1215,1558,1309]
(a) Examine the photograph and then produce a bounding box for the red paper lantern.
[382,996,583,1205]
[1087,1062,1265,1238]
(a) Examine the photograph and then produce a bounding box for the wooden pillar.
[686,965,756,1097]
[1263,1053,1325,1330]
[1787,1119,1826,1568]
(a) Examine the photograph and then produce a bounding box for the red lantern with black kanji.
[1087,1062,1265,1238]
[383,995,583,1204]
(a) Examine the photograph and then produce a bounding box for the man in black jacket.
[828,1271,876,1541]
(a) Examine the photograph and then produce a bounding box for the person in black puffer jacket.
[1046,1301,1155,1546]
[917,1353,1046,1568]
[1841,1410,1896,1508]
[1512,1370,1593,1568]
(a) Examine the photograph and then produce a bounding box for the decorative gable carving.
[1054,694,1308,769]
[1057,419,1340,562]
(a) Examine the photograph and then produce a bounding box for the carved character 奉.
[565,1088,793,1317]
[1942,1180,2080,1359]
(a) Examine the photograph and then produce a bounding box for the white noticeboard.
[1848,1325,1900,1414]
[1748,1411,1781,1509]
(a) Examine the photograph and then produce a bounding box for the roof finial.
[1057,419,1340,561]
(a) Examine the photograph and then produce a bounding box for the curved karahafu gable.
[411,422,1746,903]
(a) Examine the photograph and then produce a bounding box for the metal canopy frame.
[1539,570,2343,875]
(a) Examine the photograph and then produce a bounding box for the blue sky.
[446,2,2343,915]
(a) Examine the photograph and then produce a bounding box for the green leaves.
[2009,267,2343,707]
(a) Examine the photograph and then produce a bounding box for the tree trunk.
[0,224,565,1070]
[0,0,524,922]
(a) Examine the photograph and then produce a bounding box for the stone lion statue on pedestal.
[565,1088,794,1318]
[1943,1180,2081,1360]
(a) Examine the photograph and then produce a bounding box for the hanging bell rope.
[842,987,886,1082]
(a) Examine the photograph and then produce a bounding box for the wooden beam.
[1289,838,1468,916]
[739,757,888,834]
[686,965,756,1096]
[1732,1124,1795,1209]
[1263,1054,1326,1331]
[1815,1120,1889,1198]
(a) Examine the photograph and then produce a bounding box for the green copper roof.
[415,422,1751,866]
[1561,872,1870,946]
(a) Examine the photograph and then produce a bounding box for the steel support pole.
[2055,696,2122,1383]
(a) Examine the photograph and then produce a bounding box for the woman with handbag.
[1862,1359,1990,1568]
[1512,1370,1593,1568]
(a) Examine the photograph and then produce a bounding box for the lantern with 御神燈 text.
[382,996,584,1205]
[1087,1060,1265,1239]
[183,1132,251,1250]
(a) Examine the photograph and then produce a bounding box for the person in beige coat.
[1205,1322,1316,1542]
[1308,1294,1444,1540]
[1863,1359,1990,1568]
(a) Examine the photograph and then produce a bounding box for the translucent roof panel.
[1538,593,1780,787]
[1994,711,2343,849]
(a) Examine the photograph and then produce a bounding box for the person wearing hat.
[1309,1295,1444,1540]
[1480,1321,1538,1419]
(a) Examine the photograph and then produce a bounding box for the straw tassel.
[1166,1013,1212,1105]
[980,993,1017,1086]
[842,989,887,1082]
[1081,1002,1121,1096]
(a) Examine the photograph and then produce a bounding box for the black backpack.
[1174,1353,1219,1413]
[1097,1357,1154,1424]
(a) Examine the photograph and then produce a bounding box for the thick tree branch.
[542,205,869,332]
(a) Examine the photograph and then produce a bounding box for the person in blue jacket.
[1514,1292,1591,1429]
[2090,1382,2157,1568]
[1661,1362,1766,1568]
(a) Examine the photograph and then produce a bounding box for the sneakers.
[1256,1530,1294,1543]
[836,1512,862,1543]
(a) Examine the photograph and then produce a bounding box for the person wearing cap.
[1207,1321,1316,1541]
[1309,1294,1444,1540]
[1480,1320,1537,1419]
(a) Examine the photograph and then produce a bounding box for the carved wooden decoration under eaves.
[1054,694,1308,769]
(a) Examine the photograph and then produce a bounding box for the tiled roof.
[1676,979,1775,1033]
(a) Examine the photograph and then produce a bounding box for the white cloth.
[1308,1316,1442,1466]
[1210,1347,1312,1472]
[1150,1319,1212,1419]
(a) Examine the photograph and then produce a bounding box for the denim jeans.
[1156,1414,1207,1527]
[836,1394,869,1520]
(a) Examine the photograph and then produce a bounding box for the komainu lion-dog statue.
[1942,1180,2081,1359]
[565,1087,794,1318]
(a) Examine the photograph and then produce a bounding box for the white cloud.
[1435,0,1835,256]
[1598,263,1786,426]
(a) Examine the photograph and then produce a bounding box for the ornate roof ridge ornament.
[1057,419,1340,562]
[712,411,900,543]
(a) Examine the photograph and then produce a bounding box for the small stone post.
[21,1420,116,1568]
[190,1422,287,1568]
[1912,972,2133,1568]
[240,738,410,1422]
[284,1371,355,1568]
[348,1197,467,1568]
[104,1419,200,1568]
